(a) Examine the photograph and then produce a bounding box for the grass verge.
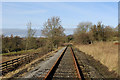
[75,42,118,74]
[1,47,63,79]
[1,48,42,56]
[1,48,42,63]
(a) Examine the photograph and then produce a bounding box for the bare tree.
[26,22,36,50]
[74,22,92,44]
[76,22,92,33]
[42,17,65,50]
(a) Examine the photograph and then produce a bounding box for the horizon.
[2,28,75,37]
[2,2,118,36]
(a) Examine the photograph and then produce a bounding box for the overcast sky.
[1,2,118,36]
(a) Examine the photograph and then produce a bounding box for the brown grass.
[1,48,42,63]
[75,42,118,73]
[2,47,63,78]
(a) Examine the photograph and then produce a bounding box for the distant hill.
[2,28,75,37]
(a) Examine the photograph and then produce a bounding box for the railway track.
[43,46,84,80]
[3,46,117,79]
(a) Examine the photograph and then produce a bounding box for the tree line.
[74,22,118,44]
[2,35,47,53]
[2,16,118,53]
[2,17,66,53]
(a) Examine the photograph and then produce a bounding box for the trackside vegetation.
[2,17,66,55]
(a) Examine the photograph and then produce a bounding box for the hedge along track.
[43,46,85,80]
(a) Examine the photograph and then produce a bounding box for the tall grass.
[2,48,42,56]
[75,42,118,73]
[1,48,42,63]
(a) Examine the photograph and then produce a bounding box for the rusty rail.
[44,46,83,80]
[71,47,81,79]
[43,46,68,80]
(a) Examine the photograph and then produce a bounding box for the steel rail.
[44,46,83,80]
[43,46,68,80]
[70,47,81,80]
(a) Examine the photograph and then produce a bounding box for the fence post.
[12,60,14,67]
[5,62,7,70]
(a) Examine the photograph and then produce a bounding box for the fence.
[0,52,41,75]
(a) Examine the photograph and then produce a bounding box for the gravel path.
[23,47,66,78]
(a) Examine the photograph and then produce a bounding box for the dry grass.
[75,42,118,73]
[1,48,42,63]
[2,47,63,78]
